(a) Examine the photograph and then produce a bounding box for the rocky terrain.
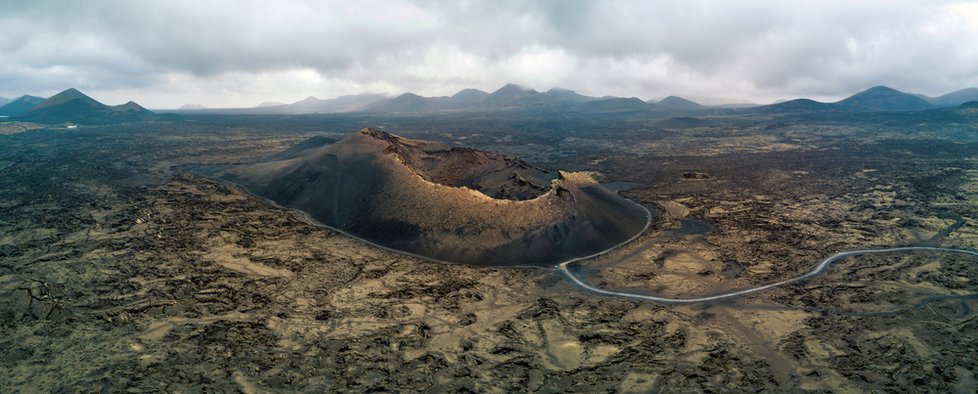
[0,113,976,392]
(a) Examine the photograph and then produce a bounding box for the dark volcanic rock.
[207,128,649,267]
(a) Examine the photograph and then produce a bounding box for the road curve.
[558,247,978,304]
[196,171,978,305]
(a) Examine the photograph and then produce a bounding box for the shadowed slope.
[835,86,934,111]
[209,128,649,267]
[16,88,156,124]
[0,95,45,116]
[929,88,978,106]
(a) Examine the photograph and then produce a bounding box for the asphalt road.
[559,246,978,304]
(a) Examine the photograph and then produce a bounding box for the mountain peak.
[862,86,901,94]
[50,88,92,100]
[449,88,489,105]
[837,85,933,111]
[49,88,92,103]
[32,88,102,111]
[931,87,978,106]
[492,83,535,94]
[16,88,155,124]
[0,95,46,116]
[543,88,594,102]
[486,83,539,104]
[451,88,488,98]
[757,98,831,113]
[367,92,429,113]
[657,96,704,109]
[116,101,149,111]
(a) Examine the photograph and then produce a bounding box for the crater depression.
[207,128,649,267]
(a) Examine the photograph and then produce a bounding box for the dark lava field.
[2,108,978,392]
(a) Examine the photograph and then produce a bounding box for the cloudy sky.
[2,0,978,108]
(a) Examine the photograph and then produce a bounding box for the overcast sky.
[2,0,977,108]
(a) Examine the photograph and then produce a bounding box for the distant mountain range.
[3,84,977,124]
[0,88,157,124]
[172,84,660,115]
[256,93,390,114]
[758,86,978,113]
[157,83,978,116]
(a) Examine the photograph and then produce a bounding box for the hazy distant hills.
[281,93,389,114]
[366,93,436,113]
[350,85,603,114]
[835,86,934,111]
[757,86,951,113]
[655,96,705,110]
[7,88,157,124]
[0,96,10,106]
[465,85,597,111]
[162,83,977,116]
[759,98,833,113]
[450,88,490,104]
[5,84,975,122]
[484,83,539,106]
[168,83,637,115]
[0,95,46,116]
[926,88,978,106]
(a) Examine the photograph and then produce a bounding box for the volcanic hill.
[210,128,649,267]
[16,88,156,124]
[0,95,46,116]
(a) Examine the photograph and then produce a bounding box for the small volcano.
[208,128,649,267]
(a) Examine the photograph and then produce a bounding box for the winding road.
[207,170,978,306]
[558,246,978,304]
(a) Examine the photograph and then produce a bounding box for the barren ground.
[1,116,977,392]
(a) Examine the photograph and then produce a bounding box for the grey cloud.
[1,0,976,107]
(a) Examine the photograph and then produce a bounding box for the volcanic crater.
[210,128,649,266]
